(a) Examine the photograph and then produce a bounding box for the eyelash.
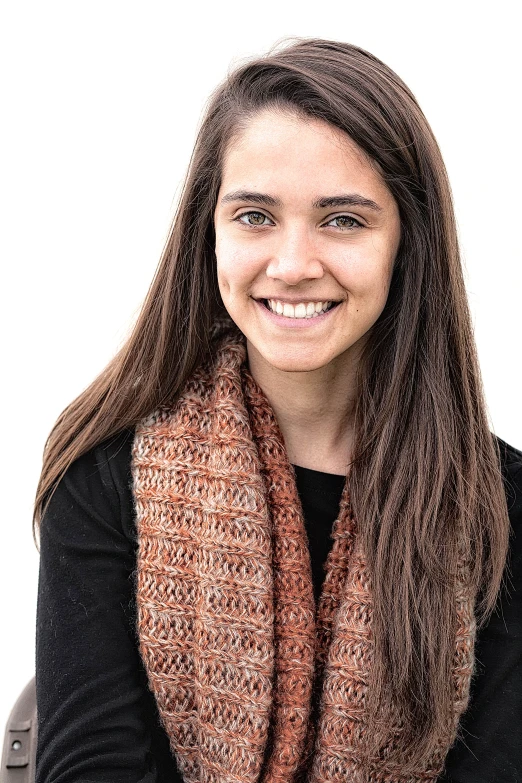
[234,210,364,230]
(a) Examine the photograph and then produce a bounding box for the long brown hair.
[34,38,510,771]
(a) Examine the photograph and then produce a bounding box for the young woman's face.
[214,108,401,373]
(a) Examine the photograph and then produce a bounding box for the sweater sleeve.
[35,430,182,783]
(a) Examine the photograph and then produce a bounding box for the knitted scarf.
[131,324,476,783]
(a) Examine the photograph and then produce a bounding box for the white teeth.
[265,299,337,318]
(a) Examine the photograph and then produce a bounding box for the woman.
[34,39,522,783]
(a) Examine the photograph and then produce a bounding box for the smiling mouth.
[258,298,341,319]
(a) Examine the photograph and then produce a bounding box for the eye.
[324,215,363,230]
[236,211,274,227]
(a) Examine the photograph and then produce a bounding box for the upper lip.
[254,296,342,304]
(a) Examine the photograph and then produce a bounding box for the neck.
[246,342,359,476]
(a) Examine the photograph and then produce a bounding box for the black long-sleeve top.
[35,429,522,783]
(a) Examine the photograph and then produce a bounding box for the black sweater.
[35,430,522,783]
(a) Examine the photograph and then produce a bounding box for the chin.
[254,344,338,374]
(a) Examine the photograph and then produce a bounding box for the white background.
[0,0,520,737]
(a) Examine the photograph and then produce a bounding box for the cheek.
[216,238,264,294]
[335,248,394,305]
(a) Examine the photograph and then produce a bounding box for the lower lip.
[254,299,341,328]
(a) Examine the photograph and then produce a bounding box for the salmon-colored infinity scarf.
[131,325,475,783]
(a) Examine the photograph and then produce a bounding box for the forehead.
[219,108,389,201]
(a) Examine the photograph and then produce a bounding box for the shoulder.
[494,434,522,529]
[42,427,136,544]
[495,433,522,472]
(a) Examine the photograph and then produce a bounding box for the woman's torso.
[35,429,522,783]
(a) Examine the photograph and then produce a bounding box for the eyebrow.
[220,190,382,212]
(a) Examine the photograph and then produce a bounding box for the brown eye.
[327,215,362,229]
[238,211,271,226]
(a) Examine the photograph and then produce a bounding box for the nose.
[265,226,324,285]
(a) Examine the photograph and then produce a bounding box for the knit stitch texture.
[131,323,476,783]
